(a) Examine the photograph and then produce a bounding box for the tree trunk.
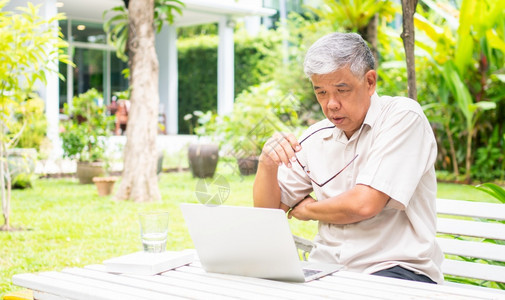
[115,0,161,202]
[401,0,418,101]
[0,139,11,230]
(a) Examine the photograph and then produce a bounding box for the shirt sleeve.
[277,159,314,208]
[356,110,437,209]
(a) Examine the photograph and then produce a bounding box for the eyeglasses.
[294,125,358,187]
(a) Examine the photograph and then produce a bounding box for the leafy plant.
[475,183,505,204]
[472,129,505,182]
[307,0,397,33]
[415,0,505,183]
[0,0,71,230]
[61,89,113,162]
[113,89,130,100]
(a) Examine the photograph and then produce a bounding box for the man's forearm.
[289,185,390,224]
[253,160,282,209]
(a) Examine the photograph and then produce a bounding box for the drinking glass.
[138,211,169,253]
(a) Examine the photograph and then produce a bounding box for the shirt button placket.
[344,142,354,188]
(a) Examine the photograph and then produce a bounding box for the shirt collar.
[363,92,380,128]
[319,119,336,139]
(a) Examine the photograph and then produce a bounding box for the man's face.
[311,67,376,138]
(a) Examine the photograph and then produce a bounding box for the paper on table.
[103,249,195,275]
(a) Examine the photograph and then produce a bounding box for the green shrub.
[234,29,283,98]
[177,35,218,134]
[12,173,34,189]
[6,148,38,190]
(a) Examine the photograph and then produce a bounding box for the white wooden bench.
[436,198,505,287]
[295,198,505,290]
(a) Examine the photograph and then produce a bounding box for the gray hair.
[304,32,375,78]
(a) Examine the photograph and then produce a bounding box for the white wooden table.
[12,258,505,300]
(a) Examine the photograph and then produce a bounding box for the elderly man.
[253,32,443,284]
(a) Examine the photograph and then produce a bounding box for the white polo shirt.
[278,92,444,283]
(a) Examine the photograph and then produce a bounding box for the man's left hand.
[288,196,316,221]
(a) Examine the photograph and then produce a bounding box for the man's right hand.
[260,132,301,169]
[253,132,300,209]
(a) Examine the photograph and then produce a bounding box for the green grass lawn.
[0,165,496,296]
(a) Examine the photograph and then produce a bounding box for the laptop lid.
[180,203,306,282]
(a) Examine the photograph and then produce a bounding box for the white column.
[42,0,61,157]
[279,0,288,64]
[217,16,235,116]
[167,26,178,135]
[156,25,178,134]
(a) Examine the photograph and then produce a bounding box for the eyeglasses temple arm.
[318,154,359,187]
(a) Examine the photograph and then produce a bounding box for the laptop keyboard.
[303,268,322,278]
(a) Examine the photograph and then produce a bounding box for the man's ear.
[365,70,377,96]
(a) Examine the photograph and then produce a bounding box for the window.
[58,20,128,110]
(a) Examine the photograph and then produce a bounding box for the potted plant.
[199,82,302,176]
[92,136,121,196]
[185,111,219,178]
[92,157,118,196]
[61,89,114,184]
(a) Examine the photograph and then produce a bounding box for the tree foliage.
[103,0,184,62]
[0,0,70,229]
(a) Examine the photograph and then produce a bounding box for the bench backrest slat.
[436,238,505,262]
[437,218,505,240]
[437,198,505,220]
[442,259,505,283]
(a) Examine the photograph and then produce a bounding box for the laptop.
[180,203,342,282]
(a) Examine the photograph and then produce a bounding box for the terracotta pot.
[237,156,259,176]
[76,161,105,184]
[187,143,219,178]
[92,176,118,196]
